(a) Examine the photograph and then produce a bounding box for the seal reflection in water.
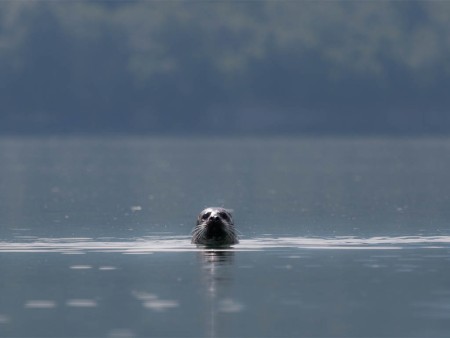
[191,207,239,246]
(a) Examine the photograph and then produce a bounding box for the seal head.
[191,207,239,246]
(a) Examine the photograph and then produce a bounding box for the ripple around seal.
[1,235,450,254]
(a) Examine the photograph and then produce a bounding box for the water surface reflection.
[2,235,450,337]
[198,250,237,337]
[1,235,450,253]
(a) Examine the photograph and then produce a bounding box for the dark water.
[1,137,450,337]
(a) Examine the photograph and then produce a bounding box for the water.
[1,137,450,337]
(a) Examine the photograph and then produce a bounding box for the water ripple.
[0,235,449,254]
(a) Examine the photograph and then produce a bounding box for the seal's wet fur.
[191,207,239,246]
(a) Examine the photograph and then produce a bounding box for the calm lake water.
[1,137,450,337]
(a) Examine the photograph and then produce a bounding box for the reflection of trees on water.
[198,249,235,338]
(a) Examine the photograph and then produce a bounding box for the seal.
[191,207,239,246]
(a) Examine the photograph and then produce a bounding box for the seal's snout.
[210,215,220,222]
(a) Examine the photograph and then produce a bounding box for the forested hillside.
[1,1,449,134]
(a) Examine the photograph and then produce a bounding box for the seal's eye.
[201,212,211,220]
[219,212,230,222]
